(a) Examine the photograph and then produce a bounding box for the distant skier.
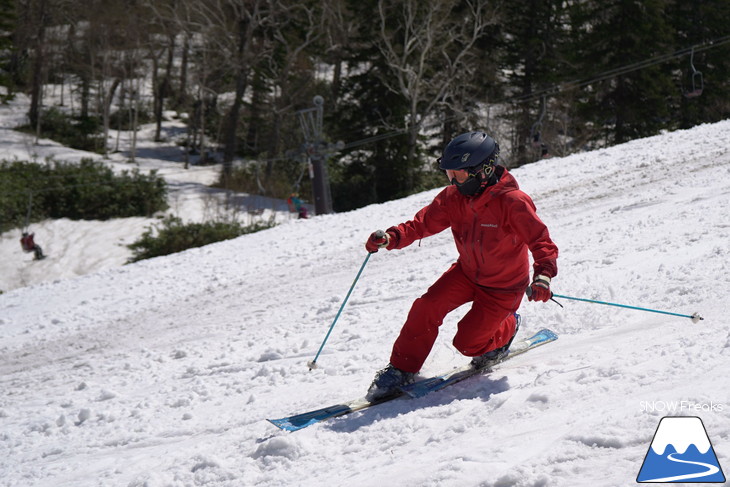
[20,232,46,261]
[364,131,559,400]
[287,193,309,219]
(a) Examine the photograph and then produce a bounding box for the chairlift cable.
[5,35,728,186]
[314,35,730,155]
[511,35,730,105]
[23,191,33,232]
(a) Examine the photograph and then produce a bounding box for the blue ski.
[267,328,557,432]
[267,394,398,432]
[400,328,558,398]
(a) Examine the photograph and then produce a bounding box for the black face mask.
[452,174,484,196]
[451,165,498,197]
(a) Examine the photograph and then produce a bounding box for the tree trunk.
[152,55,163,142]
[101,78,121,156]
[221,71,247,178]
[222,19,252,178]
[28,0,48,128]
[80,74,90,119]
[178,34,190,108]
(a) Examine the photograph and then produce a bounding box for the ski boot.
[366,364,415,401]
[470,313,521,369]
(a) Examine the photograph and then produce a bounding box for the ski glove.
[527,275,552,302]
[366,230,394,253]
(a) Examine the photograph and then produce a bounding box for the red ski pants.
[390,262,523,373]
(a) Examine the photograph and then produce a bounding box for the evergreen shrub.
[0,158,168,232]
[20,108,105,153]
[126,215,276,263]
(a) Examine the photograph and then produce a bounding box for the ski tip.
[536,328,558,341]
[267,418,310,432]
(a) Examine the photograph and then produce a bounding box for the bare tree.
[26,0,49,130]
[319,0,357,101]
[16,0,74,129]
[374,0,497,186]
[262,1,323,180]
[148,0,273,175]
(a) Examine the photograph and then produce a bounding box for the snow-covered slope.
[0,95,288,293]
[1,119,729,487]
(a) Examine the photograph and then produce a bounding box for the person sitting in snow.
[20,232,46,261]
[364,131,559,400]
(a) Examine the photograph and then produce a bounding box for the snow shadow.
[325,375,511,433]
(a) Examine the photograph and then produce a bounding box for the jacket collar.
[474,165,518,201]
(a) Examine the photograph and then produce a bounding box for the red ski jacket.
[387,166,558,292]
[20,233,36,252]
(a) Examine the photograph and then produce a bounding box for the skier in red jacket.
[364,131,558,400]
[20,232,46,261]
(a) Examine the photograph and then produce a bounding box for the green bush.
[126,215,277,263]
[18,107,105,153]
[0,158,168,232]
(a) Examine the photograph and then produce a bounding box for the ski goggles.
[444,168,471,184]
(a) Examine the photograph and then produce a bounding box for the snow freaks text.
[640,401,724,413]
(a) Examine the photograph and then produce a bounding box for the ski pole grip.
[524,286,551,297]
[372,229,390,250]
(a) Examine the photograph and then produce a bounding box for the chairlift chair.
[683,48,704,98]
[685,70,704,98]
[530,95,547,147]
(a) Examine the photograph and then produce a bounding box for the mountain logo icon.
[637,416,726,483]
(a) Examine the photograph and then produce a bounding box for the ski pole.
[550,293,704,323]
[308,237,380,370]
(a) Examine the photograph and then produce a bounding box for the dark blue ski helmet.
[438,132,499,171]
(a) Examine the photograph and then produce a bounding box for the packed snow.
[1,94,729,486]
